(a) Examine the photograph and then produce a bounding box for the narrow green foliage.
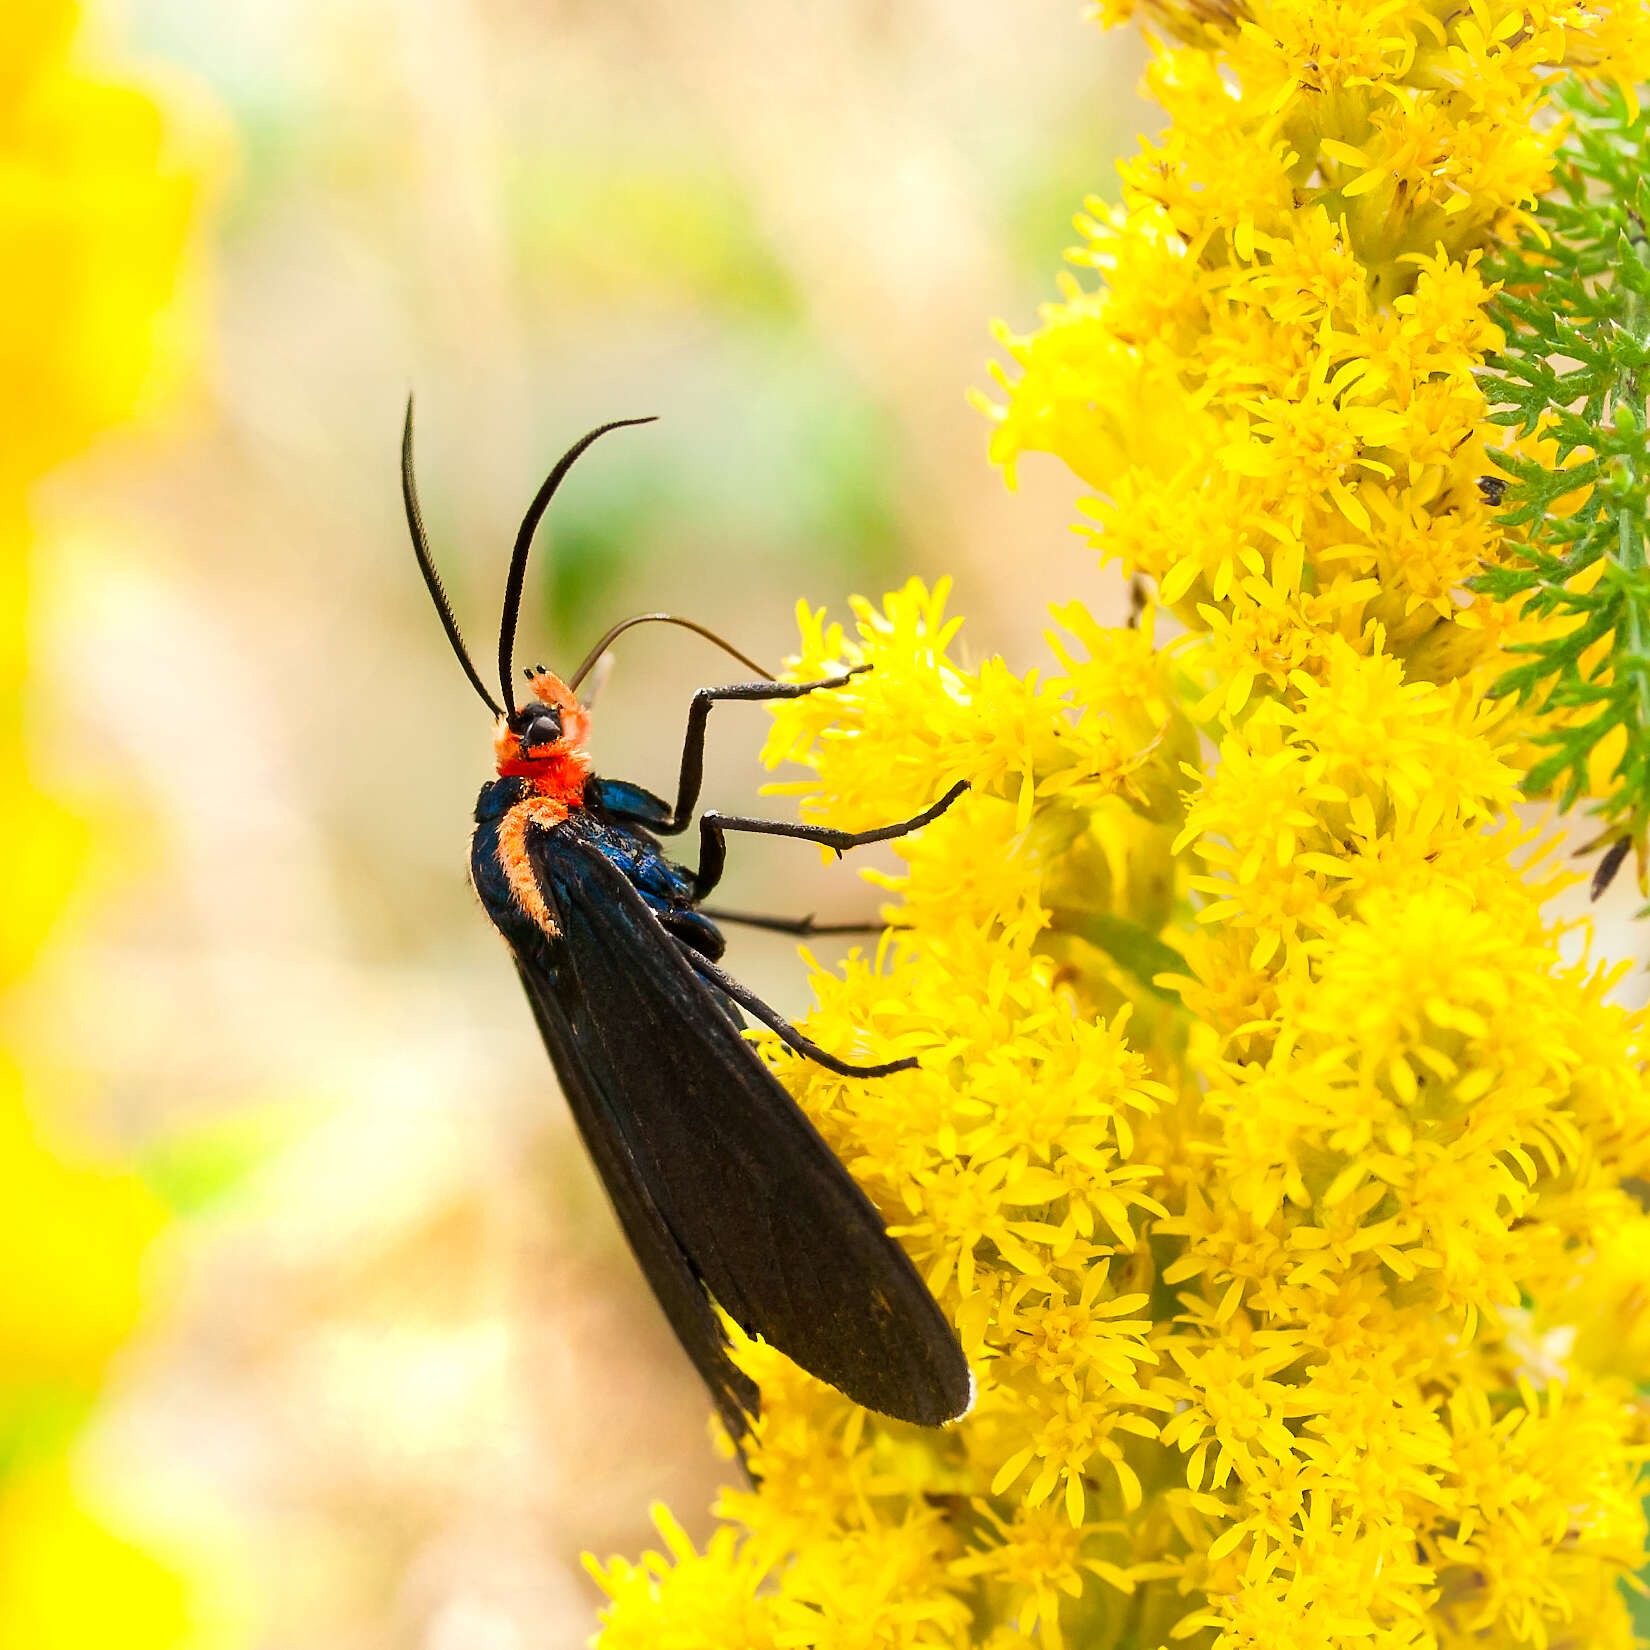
[1477,78,1650,862]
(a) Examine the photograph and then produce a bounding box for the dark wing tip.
[873,1335,975,1428]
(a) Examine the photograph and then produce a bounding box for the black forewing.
[514,817,971,1430]
[511,959,758,1444]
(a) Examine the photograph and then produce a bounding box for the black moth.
[401,403,973,1447]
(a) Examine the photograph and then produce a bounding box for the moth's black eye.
[518,707,563,749]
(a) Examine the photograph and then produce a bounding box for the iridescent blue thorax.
[471,774,724,963]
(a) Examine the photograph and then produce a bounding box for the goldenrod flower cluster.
[1,5,204,1644]
[589,2,1650,1646]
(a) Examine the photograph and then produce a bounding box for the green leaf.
[1473,77,1650,864]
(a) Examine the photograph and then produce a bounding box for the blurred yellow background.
[9,3,1145,1646]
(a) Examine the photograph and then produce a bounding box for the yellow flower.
[0,7,201,491]
[0,1067,166,1390]
[0,6,213,1647]
[593,3,1650,1647]
[949,1502,1116,1650]
[0,1466,192,1650]
[586,1505,779,1649]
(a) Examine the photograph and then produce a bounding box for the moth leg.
[691,780,969,899]
[656,904,727,961]
[681,950,916,1079]
[649,667,870,836]
[697,907,892,937]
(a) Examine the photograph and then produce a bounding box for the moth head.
[494,667,591,775]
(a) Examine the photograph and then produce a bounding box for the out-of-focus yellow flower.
[0,4,212,1646]
[0,1064,166,1390]
[589,4,1650,1648]
[0,1466,192,1650]
[0,1,200,492]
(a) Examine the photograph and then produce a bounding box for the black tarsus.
[699,907,890,937]
[496,417,658,718]
[680,948,916,1078]
[402,398,505,718]
[692,780,970,901]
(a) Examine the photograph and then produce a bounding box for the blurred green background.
[11,3,1143,1646]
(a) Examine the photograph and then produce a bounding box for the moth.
[402,404,973,1445]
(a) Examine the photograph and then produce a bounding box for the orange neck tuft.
[498,749,591,806]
